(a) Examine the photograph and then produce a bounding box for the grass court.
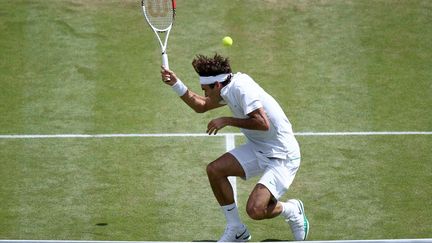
[1,0,431,241]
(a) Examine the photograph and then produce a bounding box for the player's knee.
[206,161,220,178]
[246,204,266,220]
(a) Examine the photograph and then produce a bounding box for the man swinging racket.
[161,53,309,242]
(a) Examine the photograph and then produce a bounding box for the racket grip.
[162,53,169,69]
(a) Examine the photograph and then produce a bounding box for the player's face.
[201,83,221,101]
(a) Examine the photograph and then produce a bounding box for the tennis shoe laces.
[218,224,251,242]
[285,199,309,241]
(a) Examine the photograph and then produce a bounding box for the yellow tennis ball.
[222,36,233,47]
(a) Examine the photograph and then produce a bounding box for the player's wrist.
[171,79,188,96]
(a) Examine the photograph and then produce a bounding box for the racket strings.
[143,0,174,31]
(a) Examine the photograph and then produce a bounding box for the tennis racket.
[141,0,176,69]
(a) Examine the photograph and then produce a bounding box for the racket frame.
[141,0,176,69]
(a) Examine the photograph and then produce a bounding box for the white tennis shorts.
[229,143,301,200]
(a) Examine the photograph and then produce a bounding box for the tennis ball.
[222,36,233,47]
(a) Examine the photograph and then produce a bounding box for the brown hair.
[192,53,232,77]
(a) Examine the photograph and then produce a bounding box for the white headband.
[199,73,230,85]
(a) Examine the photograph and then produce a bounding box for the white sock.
[222,203,242,227]
[281,201,296,219]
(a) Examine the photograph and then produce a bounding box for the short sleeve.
[237,81,263,116]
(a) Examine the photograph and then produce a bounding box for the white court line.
[0,131,431,139]
[1,239,432,243]
[225,134,237,204]
[0,133,225,139]
[297,131,432,136]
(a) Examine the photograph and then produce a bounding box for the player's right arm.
[161,66,223,113]
[180,89,225,113]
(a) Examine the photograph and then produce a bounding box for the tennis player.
[160,53,309,242]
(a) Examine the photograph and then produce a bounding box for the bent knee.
[246,205,266,220]
[206,161,221,177]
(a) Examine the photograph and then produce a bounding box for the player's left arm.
[206,107,270,135]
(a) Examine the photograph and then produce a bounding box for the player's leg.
[246,183,283,220]
[246,157,309,241]
[206,152,245,206]
[207,144,259,242]
[207,152,250,242]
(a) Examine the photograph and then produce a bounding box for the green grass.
[1,0,431,241]
[0,137,226,240]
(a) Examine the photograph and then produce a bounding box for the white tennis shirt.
[220,72,300,160]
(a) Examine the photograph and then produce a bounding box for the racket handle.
[162,53,169,69]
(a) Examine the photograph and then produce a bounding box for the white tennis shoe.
[218,224,251,242]
[285,199,309,241]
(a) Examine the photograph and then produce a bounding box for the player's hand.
[161,65,177,86]
[207,117,228,135]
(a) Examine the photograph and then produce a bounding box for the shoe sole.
[296,200,309,240]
